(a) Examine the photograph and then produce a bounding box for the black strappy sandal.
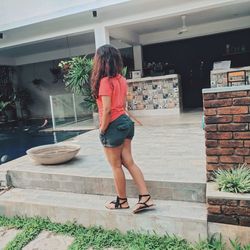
[133,194,155,214]
[105,196,130,210]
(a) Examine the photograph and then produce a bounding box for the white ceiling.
[0,0,249,63]
[115,1,250,34]
[0,32,95,57]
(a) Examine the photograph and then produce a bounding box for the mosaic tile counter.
[210,66,250,88]
[127,74,182,112]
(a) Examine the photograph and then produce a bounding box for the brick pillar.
[203,88,250,181]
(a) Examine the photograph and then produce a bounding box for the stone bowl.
[26,143,81,165]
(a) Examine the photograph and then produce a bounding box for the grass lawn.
[0,216,249,250]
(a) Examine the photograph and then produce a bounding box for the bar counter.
[126,74,183,113]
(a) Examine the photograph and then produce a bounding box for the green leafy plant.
[59,56,93,95]
[193,234,226,250]
[121,66,127,78]
[230,238,250,250]
[214,163,250,193]
[59,56,96,111]
[0,216,250,250]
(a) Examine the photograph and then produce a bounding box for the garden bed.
[207,182,250,226]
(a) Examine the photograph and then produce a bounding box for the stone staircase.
[0,124,207,242]
[7,169,205,203]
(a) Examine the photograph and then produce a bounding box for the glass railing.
[49,93,93,131]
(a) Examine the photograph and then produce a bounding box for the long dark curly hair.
[91,44,123,99]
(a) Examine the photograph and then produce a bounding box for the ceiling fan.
[178,15,188,35]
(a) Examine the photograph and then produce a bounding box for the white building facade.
[0,0,250,67]
[0,0,250,118]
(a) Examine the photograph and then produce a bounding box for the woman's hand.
[99,127,105,135]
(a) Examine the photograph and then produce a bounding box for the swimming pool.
[0,129,86,164]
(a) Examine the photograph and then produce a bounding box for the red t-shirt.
[97,74,127,125]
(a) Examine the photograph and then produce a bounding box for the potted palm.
[58,56,98,126]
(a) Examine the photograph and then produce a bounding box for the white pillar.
[94,25,110,49]
[133,45,143,72]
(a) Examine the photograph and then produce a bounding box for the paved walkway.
[0,227,118,249]
[1,111,205,184]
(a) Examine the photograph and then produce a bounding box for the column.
[133,45,143,72]
[94,25,110,49]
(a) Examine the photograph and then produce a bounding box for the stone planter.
[26,143,81,165]
[207,182,250,245]
[207,182,250,226]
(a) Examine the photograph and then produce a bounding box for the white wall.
[14,40,130,66]
[16,60,70,118]
[15,44,96,66]
[140,16,250,45]
[0,0,129,31]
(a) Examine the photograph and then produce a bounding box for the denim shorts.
[99,114,134,148]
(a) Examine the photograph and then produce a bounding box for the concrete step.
[0,188,207,242]
[7,170,206,203]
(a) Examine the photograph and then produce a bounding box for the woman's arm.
[99,96,111,134]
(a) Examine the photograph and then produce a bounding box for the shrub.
[214,163,250,193]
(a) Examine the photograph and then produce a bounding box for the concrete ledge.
[208,222,250,246]
[127,74,179,83]
[207,182,250,201]
[202,85,250,94]
[0,188,207,242]
[211,66,250,74]
[8,171,206,203]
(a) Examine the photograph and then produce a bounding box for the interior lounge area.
[129,28,250,112]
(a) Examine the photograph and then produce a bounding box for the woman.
[91,44,155,213]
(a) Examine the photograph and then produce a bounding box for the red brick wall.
[208,198,250,226]
[203,90,250,180]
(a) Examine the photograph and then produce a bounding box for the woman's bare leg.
[103,145,129,208]
[121,139,154,210]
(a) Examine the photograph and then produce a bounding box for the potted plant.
[58,56,99,126]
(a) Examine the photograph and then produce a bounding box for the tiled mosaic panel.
[210,70,250,88]
[127,78,180,110]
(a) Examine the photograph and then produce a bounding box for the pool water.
[0,129,86,164]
